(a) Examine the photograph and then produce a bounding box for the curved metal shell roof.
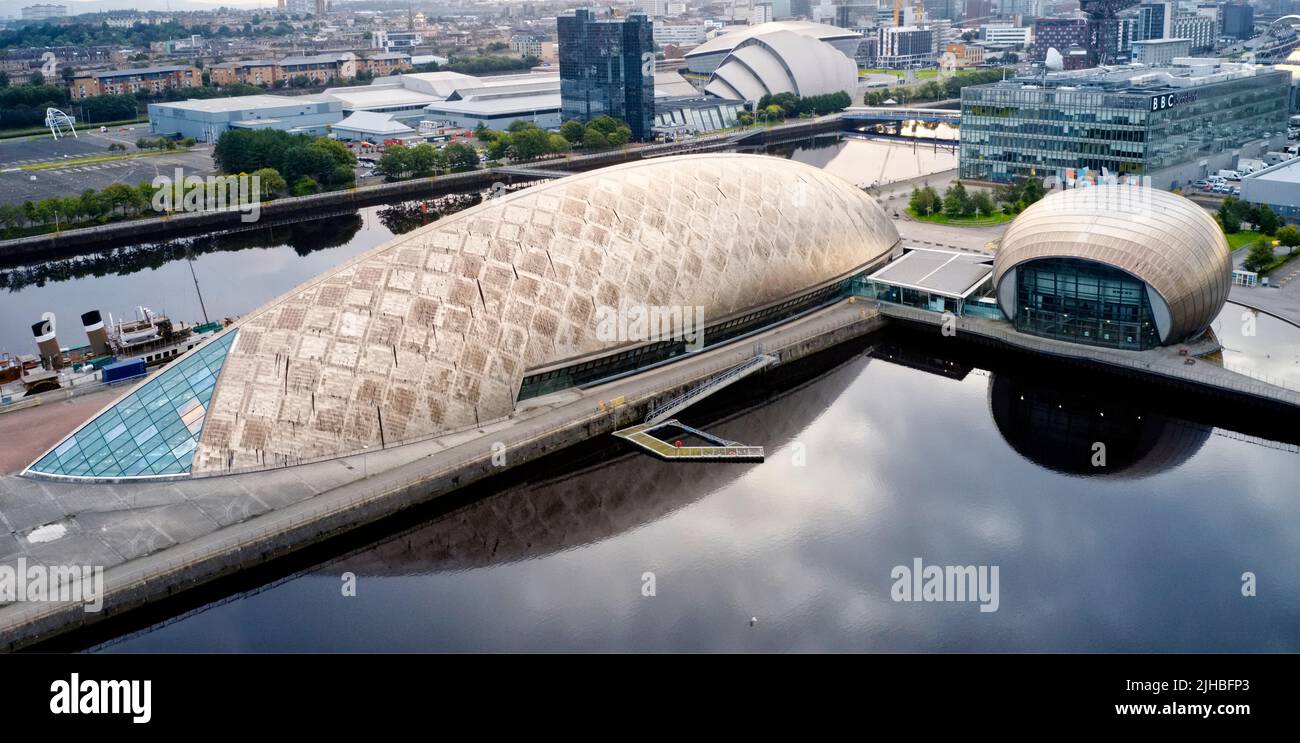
[685,20,862,59]
[994,186,1231,344]
[704,31,858,101]
[178,154,896,474]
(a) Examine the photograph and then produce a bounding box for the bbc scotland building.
[960,61,1290,189]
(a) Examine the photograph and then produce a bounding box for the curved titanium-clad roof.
[685,20,862,59]
[704,31,858,101]
[994,186,1231,344]
[83,154,894,480]
[185,154,894,474]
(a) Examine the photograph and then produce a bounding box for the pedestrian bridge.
[842,107,961,125]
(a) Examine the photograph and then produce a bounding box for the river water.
[2,136,1298,651]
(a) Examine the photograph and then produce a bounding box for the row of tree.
[909,176,1046,220]
[213,129,356,192]
[755,91,854,119]
[0,165,308,237]
[863,67,1009,107]
[0,19,292,50]
[478,121,571,161]
[1219,196,1281,235]
[910,183,996,219]
[374,143,481,180]
[559,115,633,149]
[413,55,542,76]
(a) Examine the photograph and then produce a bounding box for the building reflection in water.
[332,342,874,577]
[986,372,1211,477]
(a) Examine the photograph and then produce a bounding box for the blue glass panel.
[26,330,237,479]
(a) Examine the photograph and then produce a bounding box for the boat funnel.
[81,310,111,357]
[31,317,63,369]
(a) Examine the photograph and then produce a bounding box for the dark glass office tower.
[558,9,655,141]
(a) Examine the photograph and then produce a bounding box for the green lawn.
[860,68,905,78]
[907,207,1015,227]
[914,69,940,79]
[1224,230,1265,250]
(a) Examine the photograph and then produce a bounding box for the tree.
[560,119,585,144]
[291,176,319,196]
[1218,198,1242,233]
[909,185,937,216]
[442,143,479,173]
[943,182,971,218]
[1244,242,1276,273]
[1254,204,1281,235]
[1275,224,1300,253]
[252,167,287,199]
[971,190,995,217]
[582,128,609,149]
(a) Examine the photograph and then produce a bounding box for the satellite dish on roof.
[1045,47,1065,71]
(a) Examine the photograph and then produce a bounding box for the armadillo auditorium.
[19,156,1232,482]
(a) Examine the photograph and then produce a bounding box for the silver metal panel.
[189,154,899,473]
[993,186,1231,344]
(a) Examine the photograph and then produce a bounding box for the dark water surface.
[3,142,1297,652]
[95,334,1300,652]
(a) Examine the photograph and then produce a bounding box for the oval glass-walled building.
[25,154,898,481]
[993,186,1232,350]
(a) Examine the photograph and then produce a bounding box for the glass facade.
[1011,258,1160,350]
[960,68,1290,184]
[28,331,237,479]
[557,9,655,141]
[519,274,860,401]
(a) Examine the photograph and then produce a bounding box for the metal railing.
[645,353,776,424]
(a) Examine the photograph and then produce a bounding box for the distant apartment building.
[1220,2,1254,40]
[965,0,994,19]
[942,42,986,69]
[1032,17,1087,61]
[20,4,66,21]
[285,0,326,16]
[371,30,424,51]
[1172,14,1216,52]
[654,21,707,47]
[981,24,1031,47]
[209,59,279,87]
[509,34,558,62]
[358,53,413,77]
[277,53,357,84]
[558,9,655,140]
[70,65,200,100]
[1132,37,1192,64]
[877,26,938,68]
[1135,2,1174,41]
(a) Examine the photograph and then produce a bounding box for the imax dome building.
[25,154,898,481]
[994,186,1232,351]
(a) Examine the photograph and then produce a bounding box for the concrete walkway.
[879,304,1300,409]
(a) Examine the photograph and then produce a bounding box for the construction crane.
[893,0,925,27]
[1081,0,1141,66]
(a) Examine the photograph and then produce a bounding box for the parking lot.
[0,129,217,206]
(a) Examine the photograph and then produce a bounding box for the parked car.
[1232,187,1242,196]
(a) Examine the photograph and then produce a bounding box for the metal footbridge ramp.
[613,353,778,461]
[645,353,778,425]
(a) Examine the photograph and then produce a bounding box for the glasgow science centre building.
[22,155,1231,483]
